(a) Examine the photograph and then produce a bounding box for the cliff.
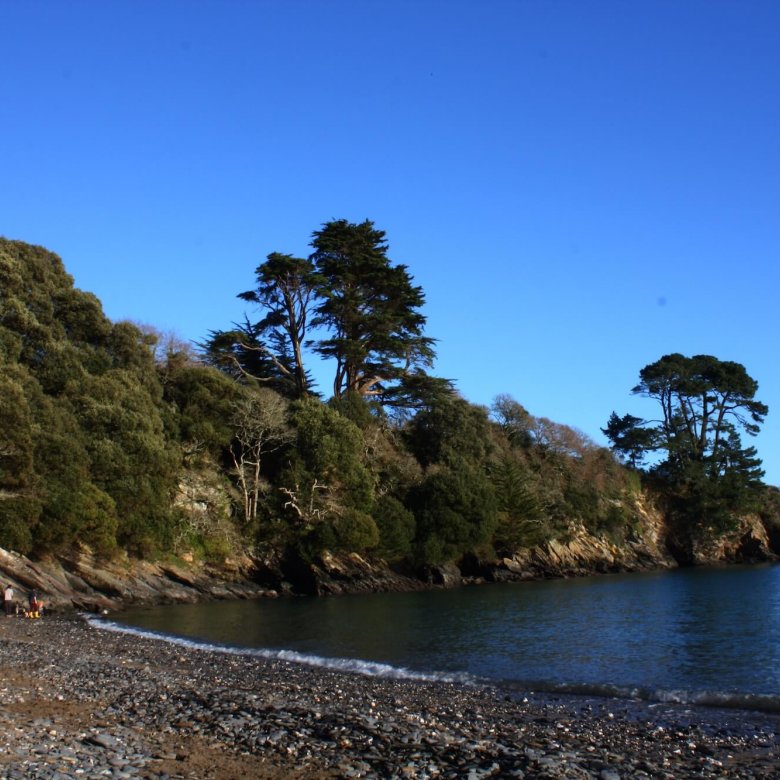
[0,546,274,613]
[0,497,775,612]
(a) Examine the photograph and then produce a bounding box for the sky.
[2,0,778,485]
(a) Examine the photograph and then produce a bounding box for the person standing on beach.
[4,584,13,616]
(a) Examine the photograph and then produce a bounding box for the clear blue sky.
[2,1,778,485]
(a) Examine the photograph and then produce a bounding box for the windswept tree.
[237,252,316,397]
[204,253,316,398]
[634,354,766,476]
[604,353,768,531]
[310,219,437,403]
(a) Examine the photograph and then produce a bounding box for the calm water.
[109,565,780,707]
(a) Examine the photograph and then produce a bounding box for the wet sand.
[0,614,777,778]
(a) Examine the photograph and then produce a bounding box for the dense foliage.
[0,234,773,571]
[204,219,451,408]
[604,354,770,537]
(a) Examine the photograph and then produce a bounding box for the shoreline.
[91,609,780,717]
[0,615,777,778]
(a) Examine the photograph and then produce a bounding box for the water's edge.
[89,613,780,715]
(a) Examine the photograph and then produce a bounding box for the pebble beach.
[0,614,777,779]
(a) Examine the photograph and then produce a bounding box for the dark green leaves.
[609,353,769,534]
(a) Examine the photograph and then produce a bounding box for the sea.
[98,564,780,713]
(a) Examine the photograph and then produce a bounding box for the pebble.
[0,615,778,779]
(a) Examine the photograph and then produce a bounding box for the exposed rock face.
[0,493,776,610]
[277,550,426,596]
[0,546,275,613]
[492,522,677,582]
[685,514,776,565]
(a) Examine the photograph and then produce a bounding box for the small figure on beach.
[27,589,41,618]
[3,584,13,616]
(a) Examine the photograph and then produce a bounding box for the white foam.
[82,614,475,685]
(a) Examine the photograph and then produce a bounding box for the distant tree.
[605,353,768,531]
[161,362,243,458]
[236,252,316,398]
[309,219,437,403]
[601,412,656,469]
[490,394,534,448]
[409,463,498,564]
[490,451,545,552]
[273,398,379,557]
[373,495,416,561]
[203,252,317,398]
[70,367,178,554]
[633,354,767,479]
[404,394,494,468]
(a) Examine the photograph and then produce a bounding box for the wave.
[498,679,780,714]
[82,613,476,685]
[84,615,780,714]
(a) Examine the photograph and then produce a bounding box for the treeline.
[0,231,775,568]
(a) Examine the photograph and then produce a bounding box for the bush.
[374,495,416,561]
[334,509,380,552]
[409,464,497,565]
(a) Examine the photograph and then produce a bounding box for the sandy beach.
[0,613,777,779]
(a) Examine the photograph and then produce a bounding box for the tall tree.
[309,219,436,402]
[601,412,657,469]
[605,353,768,530]
[237,252,316,398]
[204,253,316,398]
[631,354,767,481]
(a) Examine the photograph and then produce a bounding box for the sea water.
[102,564,780,711]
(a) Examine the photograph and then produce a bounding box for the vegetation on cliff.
[604,353,770,551]
[0,229,776,574]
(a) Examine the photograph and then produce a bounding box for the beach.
[0,614,777,779]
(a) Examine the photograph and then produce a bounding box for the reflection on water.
[116,565,780,696]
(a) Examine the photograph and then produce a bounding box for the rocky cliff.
[0,546,275,613]
[0,498,776,612]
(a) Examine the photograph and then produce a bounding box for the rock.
[85,733,120,749]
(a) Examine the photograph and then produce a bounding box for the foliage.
[490,451,546,552]
[229,388,292,532]
[1,237,771,574]
[203,251,317,398]
[0,240,178,556]
[605,353,768,535]
[205,220,450,410]
[310,219,437,403]
[276,398,375,557]
[404,394,494,468]
[409,463,498,564]
[373,495,416,561]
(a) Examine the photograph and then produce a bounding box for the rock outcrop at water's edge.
[0,546,276,613]
[0,502,777,611]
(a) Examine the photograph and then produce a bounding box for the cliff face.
[0,546,275,612]
[0,494,776,611]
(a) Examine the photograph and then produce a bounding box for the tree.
[490,451,545,552]
[229,388,292,531]
[605,353,768,531]
[490,394,534,448]
[203,253,317,399]
[409,464,498,564]
[236,252,316,398]
[278,398,377,557]
[601,412,656,468]
[632,354,767,478]
[404,394,494,468]
[310,219,436,402]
